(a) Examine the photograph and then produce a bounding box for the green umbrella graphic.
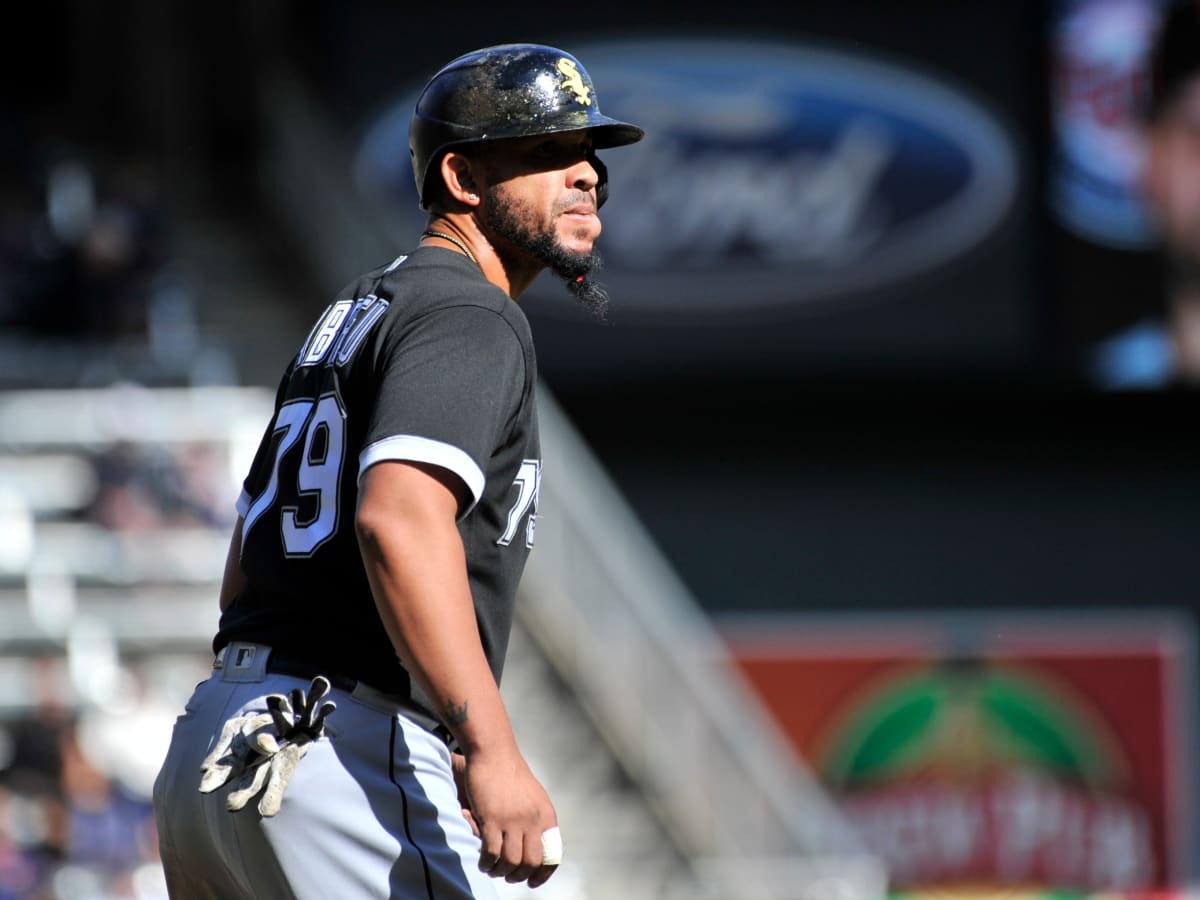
[820,658,1126,790]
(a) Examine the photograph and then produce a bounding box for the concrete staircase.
[502,621,709,900]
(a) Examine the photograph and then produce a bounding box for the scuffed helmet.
[409,43,644,209]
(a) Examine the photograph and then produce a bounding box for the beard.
[484,189,610,321]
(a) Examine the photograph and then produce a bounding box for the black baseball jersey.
[214,247,541,718]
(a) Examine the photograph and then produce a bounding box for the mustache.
[556,190,597,214]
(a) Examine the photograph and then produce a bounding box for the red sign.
[721,612,1196,893]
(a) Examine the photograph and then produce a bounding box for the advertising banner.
[720,610,1196,896]
[352,33,1029,386]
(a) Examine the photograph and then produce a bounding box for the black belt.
[265,651,454,746]
[265,652,359,694]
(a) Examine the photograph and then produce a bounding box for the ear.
[440,152,482,207]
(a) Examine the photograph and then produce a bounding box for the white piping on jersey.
[359,434,485,520]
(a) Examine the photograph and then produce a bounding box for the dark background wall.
[275,0,1194,621]
[3,0,1194,623]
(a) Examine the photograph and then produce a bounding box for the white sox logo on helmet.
[556,58,592,106]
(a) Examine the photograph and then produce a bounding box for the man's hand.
[451,751,480,837]
[464,746,559,888]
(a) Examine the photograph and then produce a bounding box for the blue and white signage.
[355,37,1020,318]
[1049,0,1166,249]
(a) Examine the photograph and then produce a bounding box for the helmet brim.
[588,120,646,149]
[467,117,644,150]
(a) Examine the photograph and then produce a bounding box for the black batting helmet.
[409,43,644,210]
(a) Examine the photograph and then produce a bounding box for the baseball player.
[151,44,643,899]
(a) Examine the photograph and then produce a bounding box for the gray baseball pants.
[152,641,499,899]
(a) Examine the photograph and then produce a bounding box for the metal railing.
[521,390,885,899]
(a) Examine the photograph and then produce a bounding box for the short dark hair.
[1146,0,1200,122]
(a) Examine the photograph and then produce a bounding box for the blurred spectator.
[86,440,231,532]
[0,135,237,390]
[86,442,169,531]
[0,786,42,900]
[0,659,73,899]
[0,656,166,899]
[0,135,201,357]
[58,719,157,878]
[1091,0,1200,388]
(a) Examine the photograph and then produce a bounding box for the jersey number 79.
[241,393,346,558]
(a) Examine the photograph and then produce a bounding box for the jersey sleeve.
[359,304,529,516]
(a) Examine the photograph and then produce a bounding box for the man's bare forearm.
[356,461,517,755]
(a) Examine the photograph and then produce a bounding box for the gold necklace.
[421,231,479,268]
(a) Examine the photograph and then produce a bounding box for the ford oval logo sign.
[355,37,1019,318]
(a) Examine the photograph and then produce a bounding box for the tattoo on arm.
[444,699,468,727]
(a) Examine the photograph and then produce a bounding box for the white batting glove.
[198,675,336,817]
[198,711,276,793]
[225,740,312,816]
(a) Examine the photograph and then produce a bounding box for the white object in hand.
[541,826,563,866]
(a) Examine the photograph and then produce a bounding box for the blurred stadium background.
[1,0,1198,898]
